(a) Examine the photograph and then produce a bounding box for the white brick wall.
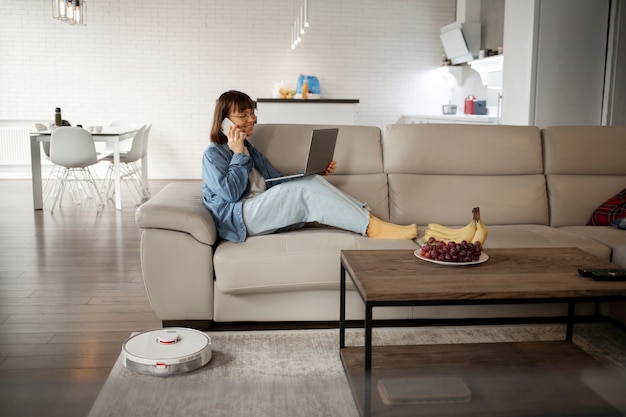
[0,0,455,179]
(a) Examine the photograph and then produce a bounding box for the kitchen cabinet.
[256,99,359,125]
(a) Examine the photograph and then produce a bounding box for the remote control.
[578,268,626,281]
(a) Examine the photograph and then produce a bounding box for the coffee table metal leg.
[340,262,346,349]
[364,303,373,417]
[566,301,575,341]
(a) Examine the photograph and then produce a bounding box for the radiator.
[0,127,31,164]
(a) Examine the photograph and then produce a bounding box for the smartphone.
[220,118,235,135]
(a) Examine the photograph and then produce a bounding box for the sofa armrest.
[135,181,218,246]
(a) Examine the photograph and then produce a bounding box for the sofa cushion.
[547,176,626,227]
[135,181,218,246]
[249,124,391,220]
[389,174,549,226]
[543,126,626,175]
[588,187,626,226]
[482,225,612,261]
[558,225,624,261]
[382,124,548,226]
[542,126,626,227]
[213,228,417,294]
[326,173,389,221]
[383,124,543,175]
[249,124,384,175]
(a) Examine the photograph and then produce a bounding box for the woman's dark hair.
[210,90,255,144]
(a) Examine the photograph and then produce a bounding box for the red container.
[464,96,475,115]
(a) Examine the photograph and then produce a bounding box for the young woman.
[201,90,417,243]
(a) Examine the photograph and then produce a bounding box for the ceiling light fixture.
[52,0,86,26]
[291,0,309,49]
[304,0,309,28]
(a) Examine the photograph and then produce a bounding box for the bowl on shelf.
[442,104,457,115]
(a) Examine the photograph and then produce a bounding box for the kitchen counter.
[400,114,498,125]
[256,98,360,125]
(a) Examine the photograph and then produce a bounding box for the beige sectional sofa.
[135,124,626,327]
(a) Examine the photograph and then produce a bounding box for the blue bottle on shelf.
[296,75,320,97]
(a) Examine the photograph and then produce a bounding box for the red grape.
[420,238,482,263]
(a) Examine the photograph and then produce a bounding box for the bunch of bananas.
[423,207,488,245]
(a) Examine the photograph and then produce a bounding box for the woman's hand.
[227,125,247,154]
[321,160,337,176]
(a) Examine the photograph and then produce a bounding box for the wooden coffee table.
[339,248,626,417]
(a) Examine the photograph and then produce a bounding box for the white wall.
[533,0,609,127]
[0,0,456,179]
[501,0,614,127]
[501,0,537,125]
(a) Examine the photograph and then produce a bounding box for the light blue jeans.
[242,175,370,237]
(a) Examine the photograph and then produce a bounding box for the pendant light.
[290,0,310,49]
[52,0,86,26]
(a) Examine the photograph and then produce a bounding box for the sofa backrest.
[543,126,626,227]
[383,124,548,226]
[248,124,391,219]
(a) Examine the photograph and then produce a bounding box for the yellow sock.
[366,214,418,240]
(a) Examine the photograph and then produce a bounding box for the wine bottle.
[55,108,62,127]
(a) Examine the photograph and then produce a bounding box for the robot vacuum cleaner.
[122,327,212,376]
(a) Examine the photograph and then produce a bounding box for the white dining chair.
[108,120,141,153]
[110,120,141,128]
[48,127,106,214]
[102,124,151,205]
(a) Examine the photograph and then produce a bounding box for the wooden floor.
[0,179,169,417]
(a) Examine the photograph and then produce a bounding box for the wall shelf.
[468,55,504,88]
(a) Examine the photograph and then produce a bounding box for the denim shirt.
[201,140,284,243]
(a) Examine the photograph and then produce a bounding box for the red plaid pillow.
[588,187,626,226]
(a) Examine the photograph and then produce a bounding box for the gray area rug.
[87,323,626,417]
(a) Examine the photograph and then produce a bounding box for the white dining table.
[29,127,141,211]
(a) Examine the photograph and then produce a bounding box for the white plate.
[414,250,489,266]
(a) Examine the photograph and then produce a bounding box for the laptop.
[265,128,339,182]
